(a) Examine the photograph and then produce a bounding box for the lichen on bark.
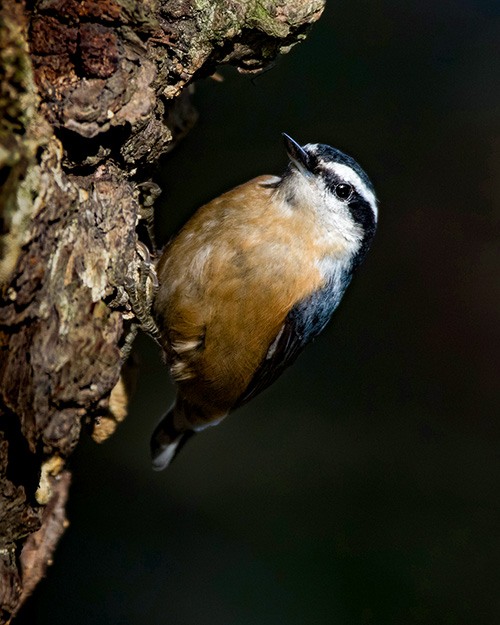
[0,0,325,621]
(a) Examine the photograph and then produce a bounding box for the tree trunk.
[0,0,324,620]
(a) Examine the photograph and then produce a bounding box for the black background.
[20,1,500,623]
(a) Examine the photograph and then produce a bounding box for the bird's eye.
[334,183,353,200]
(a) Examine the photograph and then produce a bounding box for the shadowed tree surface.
[0,0,324,620]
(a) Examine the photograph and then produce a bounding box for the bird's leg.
[120,181,163,362]
[120,322,139,363]
[122,241,162,361]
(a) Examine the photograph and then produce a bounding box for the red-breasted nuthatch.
[150,134,377,470]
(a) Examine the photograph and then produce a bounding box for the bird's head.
[280,134,378,265]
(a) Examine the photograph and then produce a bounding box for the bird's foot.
[121,240,162,362]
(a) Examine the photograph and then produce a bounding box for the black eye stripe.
[317,168,355,198]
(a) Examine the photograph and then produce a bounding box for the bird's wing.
[232,310,305,409]
[233,277,346,409]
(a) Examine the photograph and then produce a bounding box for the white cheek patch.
[318,161,378,221]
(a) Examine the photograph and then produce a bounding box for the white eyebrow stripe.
[321,161,378,220]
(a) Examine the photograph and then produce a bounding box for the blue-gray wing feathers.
[233,271,352,408]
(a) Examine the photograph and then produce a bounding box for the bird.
[150,134,377,470]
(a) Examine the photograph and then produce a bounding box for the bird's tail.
[150,403,196,471]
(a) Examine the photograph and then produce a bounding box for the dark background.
[20,0,500,623]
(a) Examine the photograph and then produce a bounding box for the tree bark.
[0,0,324,620]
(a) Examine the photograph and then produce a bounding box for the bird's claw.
[121,241,162,361]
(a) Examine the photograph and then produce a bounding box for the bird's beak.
[282,133,313,177]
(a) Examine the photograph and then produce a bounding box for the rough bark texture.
[0,0,324,620]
